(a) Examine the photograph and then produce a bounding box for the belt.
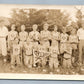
[71,42,77,44]
[20,40,26,42]
[63,57,71,60]
[25,54,33,56]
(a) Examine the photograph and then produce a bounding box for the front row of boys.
[8,23,78,73]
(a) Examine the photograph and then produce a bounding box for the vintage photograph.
[0,4,84,79]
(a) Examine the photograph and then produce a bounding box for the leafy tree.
[9,8,70,32]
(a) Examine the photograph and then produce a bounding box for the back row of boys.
[8,23,78,70]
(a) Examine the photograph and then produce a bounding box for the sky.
[0,4,84,22]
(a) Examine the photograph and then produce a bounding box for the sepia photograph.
[0,4,84,80]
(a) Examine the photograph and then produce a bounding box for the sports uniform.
[29,31,39,47]
[11,43,21,66]
[40,30,50,48]
[24,43,33,68]
[63,43,72,68]
[60,33,68,54]
[19,31,28,48]
[8,30,18,51]
[49,46,59,70]
[51,31,60,48]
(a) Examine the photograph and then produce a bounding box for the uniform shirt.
[49,46,59,57]
[40,30,50,41]
[8,31,18,40]
[13,44,21,56]
[24,43,33,55]
[51,31,60,41]
[77,28,84,40]
[29,31,39,42]
[0,26,8,37]
[60,33,68,43]
[69,35,78,43]
[19,31,28,41]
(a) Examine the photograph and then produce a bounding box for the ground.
[0,57,83,75]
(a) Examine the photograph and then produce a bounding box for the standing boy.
[60,27,68,66]
[63,42,72,69]
[8,24,18,54]
[19,25,28,64]
[11,37,21,69]
[69,28,78,66]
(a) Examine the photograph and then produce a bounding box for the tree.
[9,8,70,32]
[75,7,83,28]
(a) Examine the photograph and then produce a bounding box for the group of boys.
[7,23,79,73]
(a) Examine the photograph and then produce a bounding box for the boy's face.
[63,28,66,33]
[32,24,38,31]
[43,24,49,31]
[54,25,58,31]
[21,25,25,31]
[11,24,15,30]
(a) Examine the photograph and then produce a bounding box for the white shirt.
[77,28,84,40]
[19,31,28,41]
[8,31,18,40]
[60,33,68,42]
[0,26,8,37]
[29,31,39,41]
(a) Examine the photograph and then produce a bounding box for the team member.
[49,43,59,73]
[63,42,72,68]
[11,37,21,69]
[51,25,60,47]
[40,23,51,49]
[69,28,78,65]
[24,38,33,68]
[29,24,39,47]
[77,25,84,65]
[0,20,8,62]
[8,24,18,53]
[19,25,28,64]
[60,27,68,66]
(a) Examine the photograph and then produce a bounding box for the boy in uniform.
[8,24,18,55]
[11,37,21,69]
[69,28,78,66]
[60,27,68,66]
[63,42,72,69]
[49,42,59,73]
[29,24,39,47]
[24,37,33,68]
[19,25,28,64]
